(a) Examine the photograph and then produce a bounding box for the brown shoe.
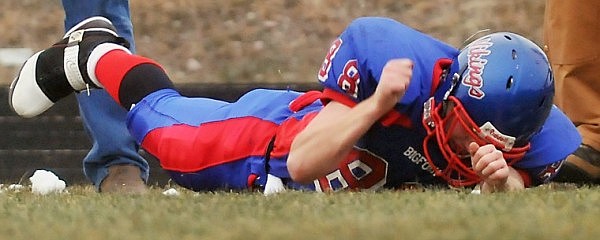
[100,165,148,194]
[553,144,600,184]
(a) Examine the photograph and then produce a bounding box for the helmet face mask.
[421,32,553,187]
[423,96,530,187]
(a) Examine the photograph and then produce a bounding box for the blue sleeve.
[316,17,457,115]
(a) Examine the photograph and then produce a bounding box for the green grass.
[1,184,598,240]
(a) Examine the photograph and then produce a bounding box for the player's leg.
[61,0,149,193]
[99,76,264,192]
[60,33,256,191]
[544,0,600,184]
[10,15,287,192]
[9,15,175,124]
[90,49,264,191]
[8,16,147,193]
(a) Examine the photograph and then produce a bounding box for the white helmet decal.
[461,37,493,99]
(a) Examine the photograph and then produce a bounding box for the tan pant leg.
[544,0,600,150]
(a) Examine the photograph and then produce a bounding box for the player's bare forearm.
[287,99,387,183]
[287,59,413,183]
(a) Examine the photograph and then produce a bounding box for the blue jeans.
[61,0,149,188]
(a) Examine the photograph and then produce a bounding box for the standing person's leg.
[61,0,148,192]
[544,0,600,184]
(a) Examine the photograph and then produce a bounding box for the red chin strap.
[421,96,530,187]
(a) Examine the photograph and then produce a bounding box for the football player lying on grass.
[9,16,580,194]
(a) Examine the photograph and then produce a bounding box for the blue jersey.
[314,17,580,188]
[127,17,580,192]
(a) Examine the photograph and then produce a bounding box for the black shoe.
[9,16,130,118]
[552,144,600,184]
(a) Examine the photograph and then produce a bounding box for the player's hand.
[373,59,412,112]
[468,142,510,191]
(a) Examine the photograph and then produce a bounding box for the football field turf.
[0,183,598,239]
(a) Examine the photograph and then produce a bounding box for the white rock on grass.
[162,188,180,196]
[29,170,66,195]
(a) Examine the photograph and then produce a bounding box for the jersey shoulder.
[517,105,581,168]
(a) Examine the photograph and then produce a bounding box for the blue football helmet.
[422,32,555,187]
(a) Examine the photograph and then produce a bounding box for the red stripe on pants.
[141,117,278,172]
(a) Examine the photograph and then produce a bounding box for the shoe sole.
[8,51,55,118]
[8,16,119,118]
[64,16,118,38]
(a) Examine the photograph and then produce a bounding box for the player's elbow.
[287,155,314,184]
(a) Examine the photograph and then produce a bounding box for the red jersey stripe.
[141,117,278,172]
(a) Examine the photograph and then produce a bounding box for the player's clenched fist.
[468,142,511,192]
[373,59,413,111]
